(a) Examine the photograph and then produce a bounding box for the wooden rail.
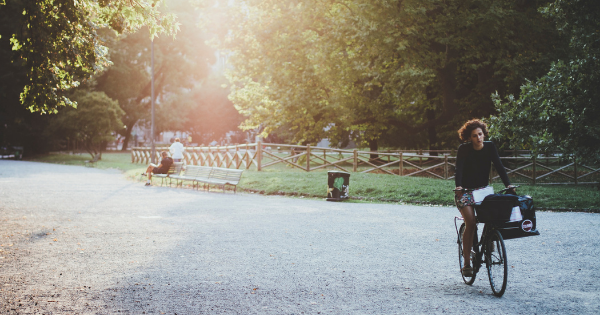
[131,142,599,185]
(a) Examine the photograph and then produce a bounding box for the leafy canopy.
[2,0,178,113]
[490,0,600,163]
[201,0,559,149]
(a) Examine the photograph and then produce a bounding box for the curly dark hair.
[457,119,489,142]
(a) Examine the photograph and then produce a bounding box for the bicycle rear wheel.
[486,229,508,297]
[458,223,476,285]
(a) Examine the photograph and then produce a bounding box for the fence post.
[257,140,262,171]
[306,144,311,172]
[399,152,404,176]
[131,149,135,163]
[353,149,358,172]
[574,155,578,185]
[235,145,240,169]
[419,149,422,166]
[198,147,203,166]
[208,146,212,167]
[532,155,536,185]
[246,144,250,169]
[215,146,221,167]
[444,154,448,179]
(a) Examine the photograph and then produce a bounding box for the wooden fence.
[131,142,600,185]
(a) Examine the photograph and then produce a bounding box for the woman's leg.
[460,205,476,267]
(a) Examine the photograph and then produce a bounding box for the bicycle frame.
[454,217,495,273]
[454,186,526,297]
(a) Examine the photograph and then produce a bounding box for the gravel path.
[0,160,599,314]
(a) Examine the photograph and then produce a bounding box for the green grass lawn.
[26,152,600,211]
[237,169,600,210]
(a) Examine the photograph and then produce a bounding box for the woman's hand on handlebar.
[500,185,519,194]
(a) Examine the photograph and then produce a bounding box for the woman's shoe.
[461,266,474,277]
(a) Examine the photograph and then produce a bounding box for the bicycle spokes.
[486,230,508,297]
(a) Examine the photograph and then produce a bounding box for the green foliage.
[199,0,560,150]
[95,0,216,149]
[47,91,124,159]
[2,0,178,113]
[490,0,600,164]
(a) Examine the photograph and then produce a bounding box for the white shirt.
[169,142,185,159]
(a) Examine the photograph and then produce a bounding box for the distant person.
[169,138,185,162]
[142,151,173,186]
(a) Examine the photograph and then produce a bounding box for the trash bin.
[326,171,350,201]
[13,146,23,160]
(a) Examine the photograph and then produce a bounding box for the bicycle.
[453,185,539,297]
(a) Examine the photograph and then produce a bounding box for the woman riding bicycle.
[454,119,516,277]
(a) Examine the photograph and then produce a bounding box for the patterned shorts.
[455,191,476,209]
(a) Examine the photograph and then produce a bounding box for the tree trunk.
[83,141,96,160]
[121,123,135,151]
[426,109,439,157]
[438,60,458,120]
[99,141,107,159]
[368,139,381,163]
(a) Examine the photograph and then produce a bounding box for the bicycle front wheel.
[458,223,476,285]
[486,229,508,297]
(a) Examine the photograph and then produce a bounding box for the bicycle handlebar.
[453,185,520,193]
[498,185,520,194]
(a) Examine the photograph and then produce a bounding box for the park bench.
[197,167,244,194]
[170,165,212,189]
[152,162,183,186]
[170,165,243,193]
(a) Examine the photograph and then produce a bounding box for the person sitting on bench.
[142,151,173,186]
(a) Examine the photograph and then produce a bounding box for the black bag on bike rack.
[476,194,519,223]
[498,195,540,239]
[476,194,540,239]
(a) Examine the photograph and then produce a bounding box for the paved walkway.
[0,160,599,314]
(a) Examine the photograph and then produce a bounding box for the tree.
[0,0,177,154]
[1,0,177,113]
[0,0,51,154]
[202,0,561,151]
[490,0,600,164]
[47,91,124,159]
[95,0,215,150]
